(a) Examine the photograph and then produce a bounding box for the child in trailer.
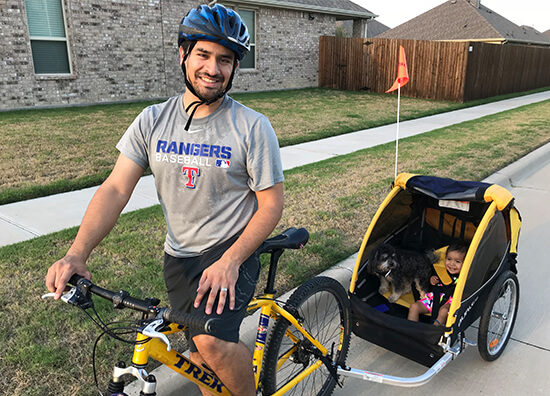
[408,241,468,326]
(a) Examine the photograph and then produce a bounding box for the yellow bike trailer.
[339,173,521,386]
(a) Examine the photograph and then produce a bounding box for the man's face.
[181,40,236,102]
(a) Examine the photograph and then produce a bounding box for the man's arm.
[195,182,284,315]
[45,154,145,299]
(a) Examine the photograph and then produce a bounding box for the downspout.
[364,17,372,38]
[160,0,168,97]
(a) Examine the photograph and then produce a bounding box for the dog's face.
[368,244,398,276]
[367,243,435,302]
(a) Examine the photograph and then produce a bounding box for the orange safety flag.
[386,45,409,93]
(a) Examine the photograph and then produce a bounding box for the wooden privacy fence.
[464,42,550,101]
[319,37,550,102]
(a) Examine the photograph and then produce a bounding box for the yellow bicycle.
[43,228,351,396]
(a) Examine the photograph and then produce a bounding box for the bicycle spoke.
[263,277,351,396]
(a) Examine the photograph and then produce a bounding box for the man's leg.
[163,245,259,395]
[193,334,255,396]
[188,350,219,396]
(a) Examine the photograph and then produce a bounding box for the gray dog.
[367,243,439,303]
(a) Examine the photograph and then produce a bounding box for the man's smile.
[198,73,223,86]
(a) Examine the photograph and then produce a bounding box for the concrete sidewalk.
[1,90,549,247]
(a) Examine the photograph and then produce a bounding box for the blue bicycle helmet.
[178,4,250,130]
[179,4,250,61]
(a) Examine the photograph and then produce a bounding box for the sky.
[351,0,550,33]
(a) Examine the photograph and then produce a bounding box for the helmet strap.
[180,41,238,131]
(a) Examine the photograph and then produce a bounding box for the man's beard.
[191,72,226,103]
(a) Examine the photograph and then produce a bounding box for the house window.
[238,9,256,69]
[25,0,71,75]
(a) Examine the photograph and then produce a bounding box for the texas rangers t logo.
[182,166,200,188]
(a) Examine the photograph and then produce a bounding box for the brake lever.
[42,292,60,300]
[42,286,93,309]
[141,318,171,351]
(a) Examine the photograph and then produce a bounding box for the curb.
[482,142,550,188]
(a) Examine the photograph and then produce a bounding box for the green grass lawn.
[3,86,547,205]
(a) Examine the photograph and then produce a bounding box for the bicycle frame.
[124,292,331,396]
[249,295,330,394]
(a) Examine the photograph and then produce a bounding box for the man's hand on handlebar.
[46,255,92,300]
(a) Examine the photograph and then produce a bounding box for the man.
[45,4,284,396]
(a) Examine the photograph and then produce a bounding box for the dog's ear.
[369,247,379,260]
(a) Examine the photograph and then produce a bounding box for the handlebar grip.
[69,274,84,286]
[67,275,215,333]
[162,308,216,334]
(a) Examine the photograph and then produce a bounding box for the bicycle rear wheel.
[262,276,351,396]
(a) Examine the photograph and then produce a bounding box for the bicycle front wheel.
[262,276,351,396]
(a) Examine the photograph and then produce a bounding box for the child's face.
[445,250,465,275]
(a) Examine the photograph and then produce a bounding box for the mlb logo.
[216,159,231,168]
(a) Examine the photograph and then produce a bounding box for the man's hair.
[180,40,194,56]
[180,39,237,63]
[447,241,468,256]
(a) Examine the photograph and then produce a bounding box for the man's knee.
[193,334,234,360]
[190,350,204,364]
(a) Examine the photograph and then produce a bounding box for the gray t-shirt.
[116,94,284,257]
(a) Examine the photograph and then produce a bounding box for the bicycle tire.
[262,276,351,396]
[478,270,519,361]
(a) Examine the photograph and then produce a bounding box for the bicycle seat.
[258,227,309,254]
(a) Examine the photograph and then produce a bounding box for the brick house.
[1,0,374,110]
[378,0,550,47]
[337,18,389,38]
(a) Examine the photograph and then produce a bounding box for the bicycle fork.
[107,361,157,396]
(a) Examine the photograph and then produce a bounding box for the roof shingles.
[378,0,550,46]
[234,0,374,17]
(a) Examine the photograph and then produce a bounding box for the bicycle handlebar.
[65,227,309,335]
[162,308,214,333]
[68,274,215,334]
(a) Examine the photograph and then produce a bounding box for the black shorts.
[163,236,260,352]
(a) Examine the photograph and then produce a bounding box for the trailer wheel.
[478,271,519,361]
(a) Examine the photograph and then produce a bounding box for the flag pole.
[385,45,409,180]
[395,83,401,179]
